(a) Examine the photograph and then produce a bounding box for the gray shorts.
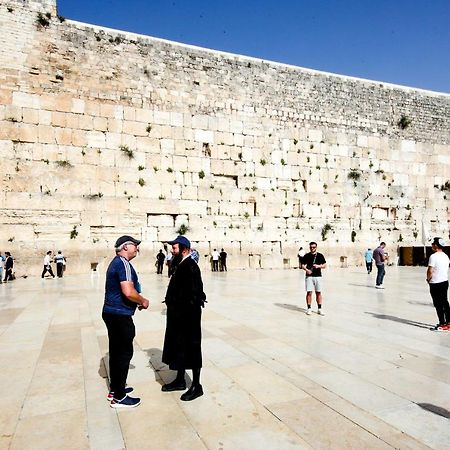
[305,276,322,292]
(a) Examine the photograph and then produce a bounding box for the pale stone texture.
[0,0,449,275]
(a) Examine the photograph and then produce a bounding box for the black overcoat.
[162,256,206,370]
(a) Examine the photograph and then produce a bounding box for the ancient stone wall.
[1,0,450,275]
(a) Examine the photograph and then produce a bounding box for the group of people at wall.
[41,250,67,278]
[156,247,227,276]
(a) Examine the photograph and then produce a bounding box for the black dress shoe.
[161,380,186,392]
[180,384,203,401]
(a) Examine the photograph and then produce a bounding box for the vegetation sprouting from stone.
[119,145,134,159]
[347,169,361,181]
[176,224,189,235]
[55,160,73,168]
[321,223,332,241]
[398,115,411,130]
[36,12,51,27]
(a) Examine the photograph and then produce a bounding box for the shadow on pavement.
[365,312,431,329]
[417,403,450,419]
[275,303,307,313]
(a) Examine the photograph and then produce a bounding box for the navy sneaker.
[110,395,141,409]
[107,386,133,401]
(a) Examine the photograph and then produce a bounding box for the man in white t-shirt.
[427,237,450,331]
[211,249,220,272]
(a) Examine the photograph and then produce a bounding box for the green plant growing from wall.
[70,226,78,239]
[199,170,205,179]
[167,167,173,173]
[351,230,356,242]
[321,223,332,241]
[8,237,14,242]
[348,169,361,181]
[281,159,286,166]
[153,166,159,172]
[146,124,152,133]
[306,156,310,163]
[55,160,73,168]
[260,159,266,166]
[36,12,51,27]
[158,195,165,200]
[413,230,418,239]
[138,165,145,171]
[138,178,145,187]
[293,139,298,145]
[257,223,264,231]
[398,234,403,242]
[176,224,189,235]
[86,193,103,199]
[310,144,314,149]
[244,212,249,219]
[120,145,134,159]
[398,115,411,130]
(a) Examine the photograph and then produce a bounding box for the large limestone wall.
[1,0,450,275]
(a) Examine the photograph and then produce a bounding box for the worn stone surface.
[0,0,449,275]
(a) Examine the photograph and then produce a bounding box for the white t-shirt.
[212,251,219,261]
[428,251,450,283]
[44,254,51,266]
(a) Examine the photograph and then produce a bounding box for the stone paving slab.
[0,266,449,449]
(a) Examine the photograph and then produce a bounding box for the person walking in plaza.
[3,252,13,282]
[54,250,66,278]
[102,235,150,408]
[211,249,219,272]
[219,248,227,271]
[156,249,165,274]
[427,237,450,331]
[41,251,55,279]
[301,241,327,315]
[161,235,206,401]
[373,242,387,288]
[166,250,174,277]
[364,248,373,274]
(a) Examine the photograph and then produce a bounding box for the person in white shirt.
[41,251,55,278]
[211,249,220,272]
[427,237,450,331]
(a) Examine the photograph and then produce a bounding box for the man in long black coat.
[161,235,206,401]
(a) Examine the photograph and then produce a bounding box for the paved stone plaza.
[1,266,449,449]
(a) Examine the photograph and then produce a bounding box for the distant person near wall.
[41,251,55,279]
[219,248,227,271]
[54,251,66,278]
[427,237,450,332]
[373,242,387,288]
[364,248,373,274]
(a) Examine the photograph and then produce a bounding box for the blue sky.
[58,0,450,94]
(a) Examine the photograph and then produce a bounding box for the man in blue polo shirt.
[102,235,150,408]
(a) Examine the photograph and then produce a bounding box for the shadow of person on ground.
[143,347,192,387]
[274,303,308,313]
[365,312,432,329]
[417,403,450,419]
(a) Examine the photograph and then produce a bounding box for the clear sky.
[58,0,450,94]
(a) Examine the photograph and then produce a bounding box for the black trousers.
[212,260,219,271]
[41,265,55,278]
[365,262,372,273]
[157,262,164,274]
[102,313,135,399]
[429,281,450,325]
[3,268,13,282]
[56,263,64,277]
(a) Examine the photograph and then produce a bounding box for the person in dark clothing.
[161,235,206,401]
[54,251,66,278]
[156,250,165,274]
[219,248,227,271]
[102,235,150,409]
[3,252,14,282]
[301,242,327,315]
